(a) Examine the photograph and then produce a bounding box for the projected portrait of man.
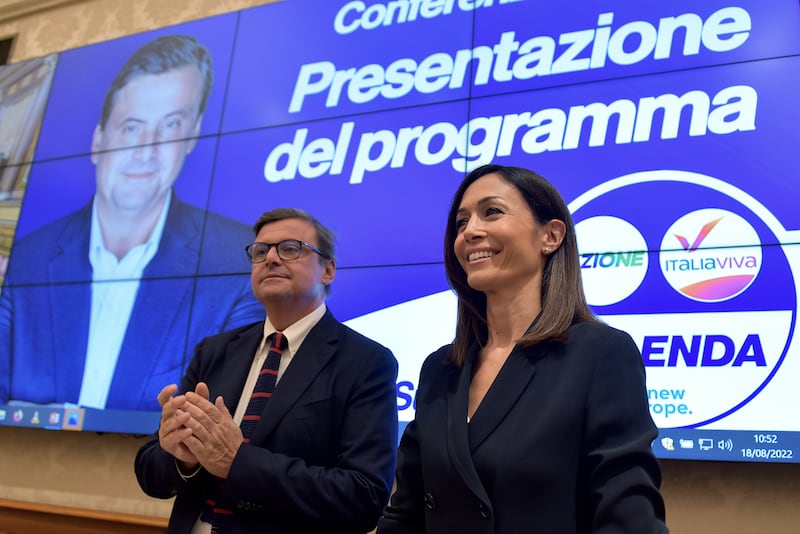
[0,35,263,411]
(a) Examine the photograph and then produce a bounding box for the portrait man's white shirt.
[78,189,171,409]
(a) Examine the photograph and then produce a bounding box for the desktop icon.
[660,437,675,451]
[12,409,23,423]
[63,408,85,431]
[0,409,5,421]
[698,438,714,450]
[49,412,60,425]
[679,439,694,449]
[31,411,40,424]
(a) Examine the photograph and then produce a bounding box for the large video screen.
[1,0,799,464]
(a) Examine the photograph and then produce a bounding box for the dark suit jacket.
[135,310,399,534]
[0,193,263,410]
[378,321,667,534]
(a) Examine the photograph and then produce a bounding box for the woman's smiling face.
[453,172,551,295]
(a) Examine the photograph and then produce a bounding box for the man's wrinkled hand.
[156,384,198,469]
[181,389,243,479]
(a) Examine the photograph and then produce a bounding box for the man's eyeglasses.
[244,240,329,263]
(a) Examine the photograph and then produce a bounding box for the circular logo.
[568,170,796,430]
[660,208,762,302]
[575,216,648,306]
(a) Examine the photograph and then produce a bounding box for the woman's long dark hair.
[443,164,596,366]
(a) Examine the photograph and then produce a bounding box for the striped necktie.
[240,331,286,442]
[207,331,287,533]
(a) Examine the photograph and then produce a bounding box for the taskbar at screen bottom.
[0,403,160,434]
[3,405,799,464]
[397,421,800,464]
[654,428,800,463]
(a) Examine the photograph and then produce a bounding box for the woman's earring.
[543,246,552,255]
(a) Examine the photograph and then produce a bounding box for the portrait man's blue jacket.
[0,193,264,410]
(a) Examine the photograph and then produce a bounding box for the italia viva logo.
[660,209,762,302]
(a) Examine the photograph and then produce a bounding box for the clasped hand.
[157,382,243,479]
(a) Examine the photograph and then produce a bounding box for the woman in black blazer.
[378,164,667,533]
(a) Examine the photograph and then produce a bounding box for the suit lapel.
[217,323,265,413]
[106,276,196,408]
[49,205,93,403]
[445,346,490,503]
[107,195,203,408]
[140,194,203,279]
[249,311,339,443]
[467,345,538,452]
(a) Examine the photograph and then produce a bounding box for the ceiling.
[0,0,88,24]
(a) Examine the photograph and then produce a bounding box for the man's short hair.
[98,34,213,129]
[253,208,337,262]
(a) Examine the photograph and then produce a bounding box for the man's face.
[91,64,204,215]
[251,218,335,313]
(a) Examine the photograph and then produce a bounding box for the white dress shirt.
[78,190,171,409]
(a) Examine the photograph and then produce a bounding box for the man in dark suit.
[0,35,263,410]
[135,208,399,533]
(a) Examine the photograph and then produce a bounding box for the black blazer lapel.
[249,310,339,443]
[467,345,538,452]
[445,346,491,504]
